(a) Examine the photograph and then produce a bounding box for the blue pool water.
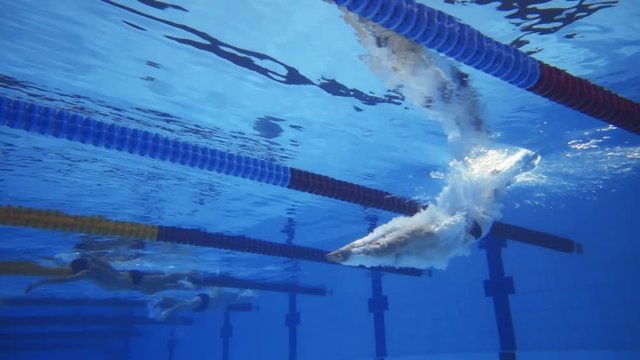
[0,0,639,359]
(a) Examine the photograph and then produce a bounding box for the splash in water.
[328,147,540,269]
[327,10,540,269]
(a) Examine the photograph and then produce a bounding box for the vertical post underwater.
[167,322,177,360]
[286,292,300,360]
[221,310,232,360]
[480,235,517,360]
[366,215,388,360]
[123,304,135,360]
[282,215,300,360]
[369,271,388,360]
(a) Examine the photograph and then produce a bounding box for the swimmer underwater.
[324,5,541,269]
[20,257,256,321]
[25,256,200,295]
[149,287,256,321]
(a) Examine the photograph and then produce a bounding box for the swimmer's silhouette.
[150,288,256,321]
[25,256,201,295]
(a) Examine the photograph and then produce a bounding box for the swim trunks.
[192,293,210,312]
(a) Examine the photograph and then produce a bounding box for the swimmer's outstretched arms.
[326,215,484,269]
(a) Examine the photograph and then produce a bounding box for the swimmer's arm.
[25,271,88,294]
[142,273,198,291]
[158,296,204,321]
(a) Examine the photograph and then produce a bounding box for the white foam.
[331,14,540,269]
[342,12,488,157]
[339,147,540,269]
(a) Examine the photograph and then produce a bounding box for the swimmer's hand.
[326,248,350,263]
[157,309,170,322]
[177,279,196,290]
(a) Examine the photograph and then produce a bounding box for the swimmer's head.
[469,220,483,240]
[70,258,90,274]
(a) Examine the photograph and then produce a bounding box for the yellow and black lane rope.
[0,206,157,240]
[0,205,423,276]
